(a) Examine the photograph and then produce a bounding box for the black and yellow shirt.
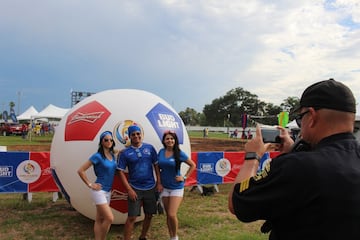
[232,133,360,240]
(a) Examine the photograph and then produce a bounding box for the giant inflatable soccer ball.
[50,89,191,224]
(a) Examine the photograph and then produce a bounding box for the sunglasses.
[295,110,310,128]
[103,138,113,142]
[131,132,141,137]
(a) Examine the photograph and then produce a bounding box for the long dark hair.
[162,131,181,172]
[98,131,115,159]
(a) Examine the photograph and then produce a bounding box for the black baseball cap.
[293,78,356,113]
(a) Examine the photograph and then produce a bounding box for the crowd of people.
[17,121,57,139]
[78,78,360,240]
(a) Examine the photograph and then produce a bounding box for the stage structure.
[71,91,95,107]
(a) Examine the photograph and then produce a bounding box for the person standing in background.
[78,131,117,240]
[157,130,196,240]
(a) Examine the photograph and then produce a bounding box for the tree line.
[2,89,300,128]
[178,87,299,127]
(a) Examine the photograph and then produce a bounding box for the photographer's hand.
[229,124,270,214]
[244,124,271,156]
[277,126,295,154]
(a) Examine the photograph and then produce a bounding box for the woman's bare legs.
[94,203,114,240]
[162,196,183,239]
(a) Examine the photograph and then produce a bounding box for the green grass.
[0,134,53,146]
[0,131,231,146]
[0,185,269,240]
[187,130,230,139]
[0,132,265,239]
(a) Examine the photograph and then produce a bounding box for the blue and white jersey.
[117,143,158,190]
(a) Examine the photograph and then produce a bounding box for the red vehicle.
[0,123,23,136]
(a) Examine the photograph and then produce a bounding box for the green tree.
[178,89,299,127]
[178,107,201,126]
[280,96,299,112]
[256,103,283,126]
[280,96,300,120]
[203,87,267,127]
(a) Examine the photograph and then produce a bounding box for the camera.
[261,127,281,143]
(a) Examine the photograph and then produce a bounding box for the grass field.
[0,134,53,146]
[187,130,230,139]
[0,133,268,239]
[0,184,268,240]
[0,130,229,146]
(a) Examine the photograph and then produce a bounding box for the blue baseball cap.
[128,125,141,136]
[100,131,113,141]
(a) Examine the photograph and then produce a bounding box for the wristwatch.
[244,152,261,162]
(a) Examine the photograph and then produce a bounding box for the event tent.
[32,104,70,120]
[286,119,299,129]
[17,106,39,121]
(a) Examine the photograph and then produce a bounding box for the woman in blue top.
[158,130,196,240]
[78,130,117,240]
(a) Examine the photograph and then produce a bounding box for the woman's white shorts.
[160,188,184,198]
[90,189,111,205]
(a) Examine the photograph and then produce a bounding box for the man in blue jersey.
[117,124,161,240]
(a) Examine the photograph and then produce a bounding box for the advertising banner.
[28,152,58,192]
[0,151,59,193]
[0,151,280,193]
[0,152,29,192]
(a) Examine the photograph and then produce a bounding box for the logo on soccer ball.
[146,103,184,144]
[65,100,111,141]
[113,120,144,147]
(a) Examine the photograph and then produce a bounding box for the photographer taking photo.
[228,79,360,239]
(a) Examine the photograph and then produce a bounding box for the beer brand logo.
[146,103,184,144]
[111,189,128,201]
[67,112,105,124]
[110,175,129,213]
[65,101,111,141]
[200,163,214,173]
[0,166,13,177]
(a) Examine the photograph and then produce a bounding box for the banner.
[0,151,59,193]
[1,151,281,193]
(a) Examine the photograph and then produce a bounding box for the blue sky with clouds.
[1,0,360,115]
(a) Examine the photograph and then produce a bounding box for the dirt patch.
[6,137,247,152]
[190,137,246,152]
[7,145,51,152]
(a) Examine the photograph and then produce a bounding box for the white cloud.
[0,0,359,114]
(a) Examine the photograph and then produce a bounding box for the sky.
[1,0,360,116]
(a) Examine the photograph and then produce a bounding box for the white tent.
[33,104,70,120]
[17,106,39,121]
[286,119,299,129]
